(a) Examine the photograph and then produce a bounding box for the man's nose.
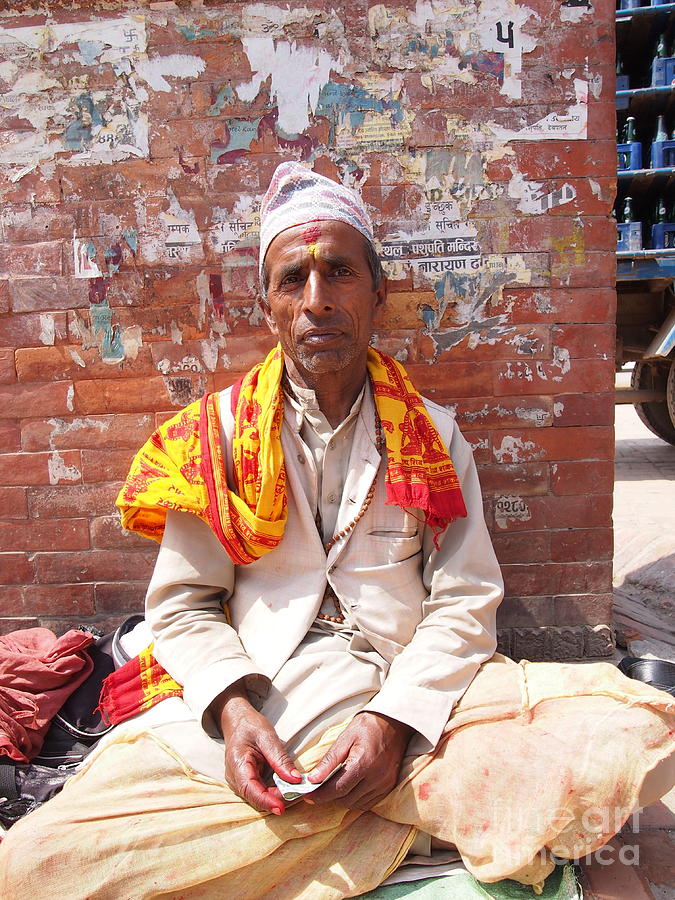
[302,270,334,313]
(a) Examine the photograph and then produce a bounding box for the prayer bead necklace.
[317,412,384,625]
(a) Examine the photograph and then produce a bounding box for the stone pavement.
[612,400,675,654]
[578,398,675,900]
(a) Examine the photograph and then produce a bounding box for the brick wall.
[0,1,616,658]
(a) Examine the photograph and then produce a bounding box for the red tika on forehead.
[302,224,322,244]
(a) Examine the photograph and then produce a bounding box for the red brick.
[90,515,151,550]
[550,527,613,562]
[405,362,493,400]
[477,462,549,497]
[421,325,551,364]
[15,346,155,383]
[545,494,613,528]
[94,581,150,613]
[492,530,551,564]
[552,324,615,359]
[455,396,553,431]
[492,495,548,532]
[0,381,74,419]
[463,431,492,465]
[9,277,89,313]
[0,450,81,486]
[0,487,27,518]
[3,584,94,617]
[0,422,20,452]
[0,279,8,315]
[0,518,89,552]
[549,250,616,289]
[552,392,615,427]
[491,426,614,463]
[553,593,614,626]
[81,449,135,483]
[1,206,77,243]
[488,288,616,326]
[21,413,155,452]
[0,166,60,205]
[0,240,63,276]
[506,217,615,253]
[71,376,194,415]
[497,596,555,626]
[0,349,15,384]
[0,311,68,348]
[503,561,613,597]
[33,549,156,584]
[0,617,39,635]
[28,483,122,519]
[0,552,34,584]
[493,358,614,396]
[551,460,614,495]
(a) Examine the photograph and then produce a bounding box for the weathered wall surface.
[0,0,616,658]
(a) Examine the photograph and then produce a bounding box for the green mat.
[358,864,581,899]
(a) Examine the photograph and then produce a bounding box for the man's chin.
[294,346,359,375]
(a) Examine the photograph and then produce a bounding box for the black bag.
[34,614,143,768]
[0,615,144,829]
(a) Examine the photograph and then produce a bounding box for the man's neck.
[284,363,367,429]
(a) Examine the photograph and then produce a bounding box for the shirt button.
[328,440,335,450]
[297,453,305,464]
[327,492,337,503]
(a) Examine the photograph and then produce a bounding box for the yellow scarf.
[116,346,466,563]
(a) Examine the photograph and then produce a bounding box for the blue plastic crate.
[650,139,675,167]
[652,56,675,86]
[617,222,642,251]
[651,222,675,248]
[617,141,642,170]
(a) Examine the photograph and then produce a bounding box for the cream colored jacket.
[146,384,503,751]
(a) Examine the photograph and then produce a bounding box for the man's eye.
[333,266,352,277]
[280,274,300,286]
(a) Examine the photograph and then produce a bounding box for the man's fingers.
[307,737,351,784]
[258,734,301,783]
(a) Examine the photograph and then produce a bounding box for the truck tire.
[631,359,675,446]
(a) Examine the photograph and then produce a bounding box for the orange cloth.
[97,645,182,727]
[117,346,466,564]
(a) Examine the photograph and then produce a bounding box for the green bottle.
[621,197,635,223]
[622,117,637,143]
[654,197,668,223]
[655,33,668,60]
[654,115,668,142]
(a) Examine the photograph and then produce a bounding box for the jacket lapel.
[327,384,382,568]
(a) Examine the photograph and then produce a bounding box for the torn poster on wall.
[381,222,482,278]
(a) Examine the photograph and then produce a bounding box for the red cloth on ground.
[0,628,95,763]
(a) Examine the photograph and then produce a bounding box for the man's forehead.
[266,220,369,262]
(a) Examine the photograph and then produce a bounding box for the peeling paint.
[553,401,565,418]
[48,450,81,485]
[47,417,110,447]
[493,435,542,463]
[39,314,56,346]
[508,172,576,215]
[238,37,339,134]
[552,346,571,380]
[68,348,87,368]
[495,494,531,528]
[135,53,206,92]
[66,385,75,412]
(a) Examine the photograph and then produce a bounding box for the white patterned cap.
[259,162,374,274]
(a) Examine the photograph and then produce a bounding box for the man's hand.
[305,712,413,810]
[212,680,301,816]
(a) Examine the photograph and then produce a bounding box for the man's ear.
[257,296,279,335]
[373,276,387,323]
